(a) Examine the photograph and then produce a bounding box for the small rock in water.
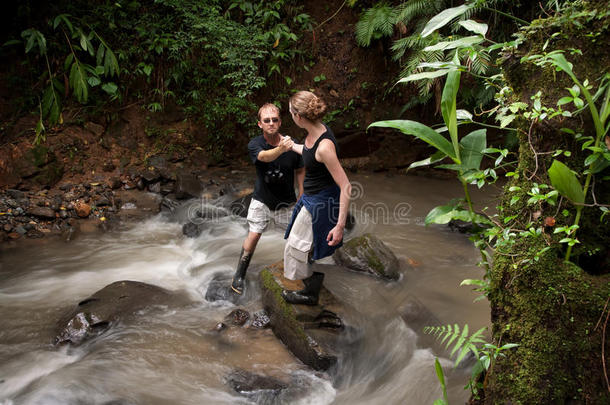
[204,274,246,305]
[224,309,250,326]
[121,202,137,210]
[251,310,271,329]
[214,322,227,332]
[227,369,288,402]
[182,222,204,238]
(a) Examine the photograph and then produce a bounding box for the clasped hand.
[279,135,294,152]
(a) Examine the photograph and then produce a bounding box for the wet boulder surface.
[55,280,191,345]
[260,262,360,371]
[333,233,400,280]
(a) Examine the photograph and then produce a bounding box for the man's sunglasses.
[262,117,280,124]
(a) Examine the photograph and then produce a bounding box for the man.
[231,103,304,294]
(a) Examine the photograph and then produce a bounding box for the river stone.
[230,194,252,218]
[260,262,351,371]
[224,308,250,326]
[27,206,56,219]
[182,222,204,238]
[55,280,188,345]
[227,369,288,402]
[333,233,399,280]
[204,273,249,305]
[175,173,203,200]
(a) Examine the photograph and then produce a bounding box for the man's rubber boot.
[231,248,252,294]
[281,272,324,306]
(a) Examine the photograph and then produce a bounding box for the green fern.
[424,323,487,367]
[355,3,397,47]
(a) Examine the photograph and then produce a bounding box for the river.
[0,172,496,404]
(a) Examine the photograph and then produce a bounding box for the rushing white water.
[0,173,493,404]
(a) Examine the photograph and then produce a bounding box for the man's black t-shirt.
[248,135,304,210]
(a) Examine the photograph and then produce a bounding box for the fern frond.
[355,3,397,47]
[395,0,446,25]
[424,323,488,367]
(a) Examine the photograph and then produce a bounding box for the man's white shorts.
[246,198,294,234]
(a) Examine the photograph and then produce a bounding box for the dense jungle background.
[0,0,609,403]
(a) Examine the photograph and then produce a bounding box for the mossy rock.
[333,233,400,280]
[260,263,355,371]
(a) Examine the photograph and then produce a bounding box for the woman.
[282,91,352,305]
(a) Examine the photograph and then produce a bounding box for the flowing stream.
[0,173,496,405]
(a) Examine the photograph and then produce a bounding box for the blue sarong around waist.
[284,184,342,260]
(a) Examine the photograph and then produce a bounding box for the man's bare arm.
[257,136,294,162]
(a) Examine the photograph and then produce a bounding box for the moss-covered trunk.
[484,2,610,403]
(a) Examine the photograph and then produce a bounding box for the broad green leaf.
[369,120,456,159]
[421,4,473,37]
[96,44,105,66]
[69,59,89,103]
[397,70,450,83]
[441,55,461,160]
[434,358,446,388]
[456,109,473,121]
[547,53,577,82]
[87,76,101,86]
[499,114,516,128]
[460,279,487,287]
[458,20,488,36]
[425,205,456,225]
[423,36,483,52]
[557,96,573,106]
[459,129,487,170]
[547,160,584,204]
[101,82,118,94]
[408,151,447,170]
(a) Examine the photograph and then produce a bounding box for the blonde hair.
[258,103,280,121]
[289,91,327,121]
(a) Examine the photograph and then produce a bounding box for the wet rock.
[448,219,490,234]
[260,262,356,371]
[55,280,190,345]
[160,182,175,195]
[175,173,203,200]
[227,369,288,402]
[136,178,145,190]
[15,226,27,235]
[107,177,122,190]
[214,322,227,332]
[251,310,271,329]
[182,222,204,238]
[7,189,25,200]
[224,309,250,326]
[27,206,56,219]
[161,195,180,212]
[8,232,21,239]
[204,273,248,305]
[75,201,91,218]
[333,233,399,280]
[141,167,161,184]
[84,121,105,137]
[230,194,252,218]
[95,197,111,207]
[148,182,161,193]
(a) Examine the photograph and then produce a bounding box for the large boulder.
[260,262,356,371]
[333,233,400,280]
[55,280,190,345]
